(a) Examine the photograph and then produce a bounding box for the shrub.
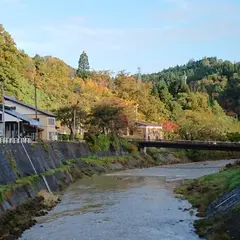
[85,133,111,152]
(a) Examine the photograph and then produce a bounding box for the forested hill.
[142,58,240,117]
[0,24,240,141]
[0,24,77,110]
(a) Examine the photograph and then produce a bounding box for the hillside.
[0,24,240,141]
[142,57,240,117]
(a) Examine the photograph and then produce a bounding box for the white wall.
[5,100,36,115]
[4,100,57,140]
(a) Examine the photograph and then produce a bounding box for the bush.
[185,150,240,161]
[227,132,240,142]
[85,133,137,153]
[85,133,111,152]
[118,137,137,153]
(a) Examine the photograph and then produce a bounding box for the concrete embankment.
[1,142,238,239]
[0,142,160,239]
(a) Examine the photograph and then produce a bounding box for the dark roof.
[0,107,42,126]
[4,95,56,117]
[136,121,162,127]
[5,109,43,127]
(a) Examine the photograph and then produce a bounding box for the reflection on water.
[21,160,233,240]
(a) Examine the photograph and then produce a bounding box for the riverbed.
[20,160,235,240]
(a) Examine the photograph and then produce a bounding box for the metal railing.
[0,137,32,144]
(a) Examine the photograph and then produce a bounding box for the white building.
[1,96,57,141]
[0,107,41,139]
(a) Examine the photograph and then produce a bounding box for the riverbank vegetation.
[1,24,240,141]
[175,161,240,239]
[146,148,240,162]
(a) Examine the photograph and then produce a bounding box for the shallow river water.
[20,160,235,240]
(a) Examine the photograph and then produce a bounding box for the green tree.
[178,78,190,93]
[55,105,87,140]
[76,51,90,79]
[88,98,133,136]
[155,79,173,103]
[177,110,233,141]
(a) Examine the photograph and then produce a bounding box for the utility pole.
[73,108,76,140]
[137,67,142,83]
[1,81,5,138]
[34,77,38,141]
[135,104,138,121]
[183,73,187,84]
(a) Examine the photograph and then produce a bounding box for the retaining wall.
[206,186,240,217]
[0,142,124,185]
[0,141,127,214]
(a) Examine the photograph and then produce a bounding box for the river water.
[21,160,234,240]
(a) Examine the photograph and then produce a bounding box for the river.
[20,160,235,240]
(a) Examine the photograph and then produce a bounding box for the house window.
[0,114,2,122]
[48,118,55,126]
[49,132,57,140]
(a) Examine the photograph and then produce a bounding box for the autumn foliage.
[0,24,240,141]
[162,121,179,133]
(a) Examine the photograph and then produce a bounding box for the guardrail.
[0,138,32,144]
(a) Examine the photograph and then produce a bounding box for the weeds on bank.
[0,185,11,202]
[0,161,76,203]
[81,156,128,166]
[175,163,240,240]
[175,166,240,215]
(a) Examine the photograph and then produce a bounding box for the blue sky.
[1,0,240,73]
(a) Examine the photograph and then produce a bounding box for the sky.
[1,0,240,74]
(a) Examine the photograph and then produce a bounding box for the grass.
[0,185,11,202]
[184,150,240,162]
[4,149,21,178]
[172,151,186,159]
[81,156,128,166]
[43,165,71,176]
[175,165,240,215]
[175,161,240,240]
[146,148,240,162]
[15,174,40,186]
[146,147,168,154]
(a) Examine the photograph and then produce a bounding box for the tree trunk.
[69,126,74,140]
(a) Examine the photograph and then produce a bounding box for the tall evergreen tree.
[156,79,173,103]
[76,51,90,79]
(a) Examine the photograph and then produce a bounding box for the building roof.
[0,108,43,127]
[4,95,56,117]
[136,121,163,128]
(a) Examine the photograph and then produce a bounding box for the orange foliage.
[162,121,179,133]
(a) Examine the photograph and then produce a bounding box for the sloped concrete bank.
[175,161,240,240]
[0,142,160,239]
